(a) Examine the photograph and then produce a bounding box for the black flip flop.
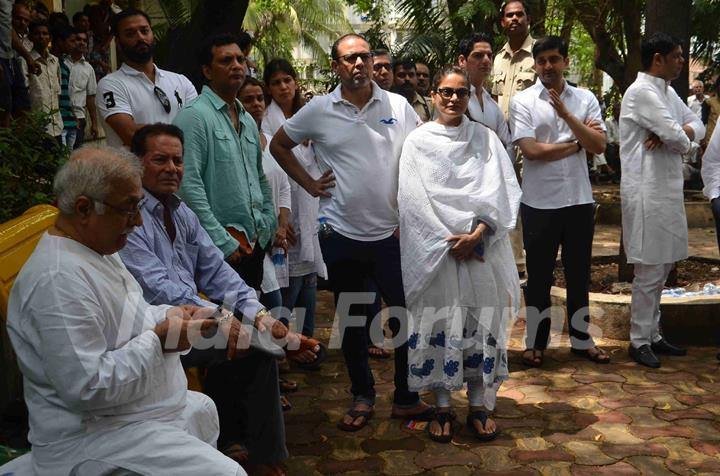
[337,408,374,432]
[521,348,544,367]
[426,411,455,443]
[467,410,499,441]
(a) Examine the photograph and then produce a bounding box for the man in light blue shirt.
[119,123,288,474]
[173,33,276,290]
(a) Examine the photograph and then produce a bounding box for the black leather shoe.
[629,344,661,368]
[651,339,687,356]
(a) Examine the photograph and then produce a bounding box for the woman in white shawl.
[262,59,327,340]
[398,65,521,443]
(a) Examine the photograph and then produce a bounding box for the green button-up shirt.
[174,85,276,257]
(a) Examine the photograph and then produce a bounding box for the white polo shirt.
[509,79,605,209]
[96,63,197,147]
[283,81,420,241]
[65,56,96,119]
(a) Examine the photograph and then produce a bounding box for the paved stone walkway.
[280,292,720,475]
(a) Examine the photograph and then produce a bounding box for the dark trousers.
[521,203,595,350]
[320,231,418,407]
[184,349,288,464]
[74,118,86,149]
[228,242,266,290]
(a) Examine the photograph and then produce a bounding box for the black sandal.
[337,407,375,432]
[467,410,499,441]
[522,348,544,367]
[427,411,455,443]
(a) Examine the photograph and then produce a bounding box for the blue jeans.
[281,273,317,337]
[62,127,78,149]
[320,230,418,407]
[260,289,283,320]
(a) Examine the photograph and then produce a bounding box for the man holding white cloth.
[620,32,704,368]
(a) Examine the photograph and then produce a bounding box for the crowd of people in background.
[2,0,720,475]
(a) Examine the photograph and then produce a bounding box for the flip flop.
[426,411,455,443]
[390,405,436,421]
[522,348,544,367]
[571,346,611,364]
[466,410,499,441]
[368,345,391,359]
[286,335,328,371]
[337,408,375,432]
[279,377,299,393]
[220,442,250,464]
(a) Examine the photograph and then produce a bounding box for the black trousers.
[183,349,288,464]
[228,241,267,290]
[521,203,595,350]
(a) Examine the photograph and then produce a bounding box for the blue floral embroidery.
[444,360,459,376]
[483,357,496,374]
[464,353,483,368]
[410,359,434,377]
[429,331,445,348]
[408,333,419,350]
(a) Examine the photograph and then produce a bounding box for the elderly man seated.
[118,123,291,476]
[7,148,245,475]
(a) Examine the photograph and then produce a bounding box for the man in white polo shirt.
[509,36,609,368]
[96,8,197,147]
[270,34,433,432]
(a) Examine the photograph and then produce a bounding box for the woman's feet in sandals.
[467,407,499,441]
[427,409,454,443]
[368,345,391,359]
[571,345,611,364]
[522,348,544,367]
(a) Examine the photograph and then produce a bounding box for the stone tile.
[625,456,677,475]
[467,445,520,471]
[698,402,720,416]
[526,461,573,476]
[568,397,612,414]
[619,406,670,428]
[377,450,424,475]
[514,435,554,451]
[329,436,370,461]
[471,468,539,476]
[372,420,416,441]
[544,373,583,389]
[548,412,588,432]
[600,443,668,459]
[561,441,615,466]
[588,382,626,397]
[572,373,626,384]
[509,448,574,464]
[361,437,425,454]
[690,439,720,457]
[570,461,640,476]
[598,397,655,410]
[627,424,694,439]
[621,383,676,395]
[315,456,385,475]
[512,386,554,404]
[590,424,645,445]
[429,465,474,476]
[283,455,323,475]
[673,419,720,440]
[414,444,482,470]
[645,370,698,385]
[666,457,720,475]
[654,407,715,422]
[672,381,710,396]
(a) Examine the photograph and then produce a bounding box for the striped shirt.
[59,57,77,128]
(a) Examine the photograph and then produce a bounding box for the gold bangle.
[255,309,271,322]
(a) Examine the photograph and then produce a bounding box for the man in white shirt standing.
[509,36,609,368]
[96,8,197,147]
[457,32,513,156]
[621,32,705,368]
[687,79,708,118]
[66,27,98,147]
[270,34,434,431]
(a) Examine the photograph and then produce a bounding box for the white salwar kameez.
[7,234,242,476]
[398,117,521,410]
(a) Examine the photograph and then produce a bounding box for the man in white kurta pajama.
[6,149,244,475]
[620,32,705,368]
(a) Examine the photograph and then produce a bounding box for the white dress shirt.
[467,84,514,159]
[65,56,97,119]
[620,72,705,264]
[687,94,708,118]
[509,79,605,209]
[702,125,720,201]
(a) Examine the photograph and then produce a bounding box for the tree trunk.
[645,0,693,98]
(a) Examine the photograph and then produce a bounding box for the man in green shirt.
[174,33,276,289]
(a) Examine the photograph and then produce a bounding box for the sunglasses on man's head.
[154,86,171,113]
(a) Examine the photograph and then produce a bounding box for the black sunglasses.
[336,52,373,64]
[436,87,470,99]
[154,86,171,113]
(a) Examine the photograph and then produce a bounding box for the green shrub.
[0,111,69,223]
